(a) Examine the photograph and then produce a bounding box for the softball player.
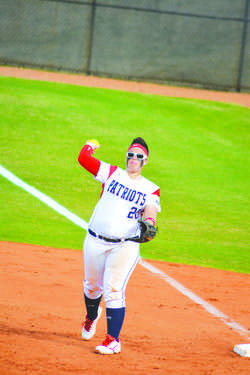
[78,137,160,354]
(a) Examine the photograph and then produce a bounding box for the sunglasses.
[126,152,146,160]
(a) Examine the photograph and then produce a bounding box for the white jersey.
[88,161,161,239]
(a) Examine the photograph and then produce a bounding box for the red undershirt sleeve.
[78,145,101,176]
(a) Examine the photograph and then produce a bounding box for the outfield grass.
[0,76,249,273]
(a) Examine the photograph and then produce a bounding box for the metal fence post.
[86,0,96,75]
[236,0,249,92]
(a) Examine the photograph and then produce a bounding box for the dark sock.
[84,294,102,321]
[106,307,125,341]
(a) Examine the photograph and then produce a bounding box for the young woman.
[78,137,160,354]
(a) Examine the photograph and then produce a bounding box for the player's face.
[126,147,148,175]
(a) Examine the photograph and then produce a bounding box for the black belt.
[88,228,127,243]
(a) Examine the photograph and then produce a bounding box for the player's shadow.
[0,322,85,347]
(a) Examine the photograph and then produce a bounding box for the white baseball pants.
[83,233,140,308]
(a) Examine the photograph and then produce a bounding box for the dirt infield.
[0,66,249,108]
[0,241,249,375]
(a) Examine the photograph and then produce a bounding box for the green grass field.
[0,76,249,273]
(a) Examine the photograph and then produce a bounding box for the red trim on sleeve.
[152,188,160,197]
[100,183,105,198]
[78,145,101,176]
[108,165,118,178]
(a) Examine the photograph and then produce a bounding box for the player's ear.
[143,158,148,166]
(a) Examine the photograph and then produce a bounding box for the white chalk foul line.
[139,259,249,340]
[1,164,249,340]
[0,165,88,230]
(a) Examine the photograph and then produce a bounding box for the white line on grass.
[1,164,249,340]
[0,165,88,230]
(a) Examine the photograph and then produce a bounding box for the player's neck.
[126,170,142,179]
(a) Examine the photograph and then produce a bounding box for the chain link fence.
[0,0,249,91]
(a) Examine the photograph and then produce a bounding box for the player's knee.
[84,280,102,299]
[104,289,125,308]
